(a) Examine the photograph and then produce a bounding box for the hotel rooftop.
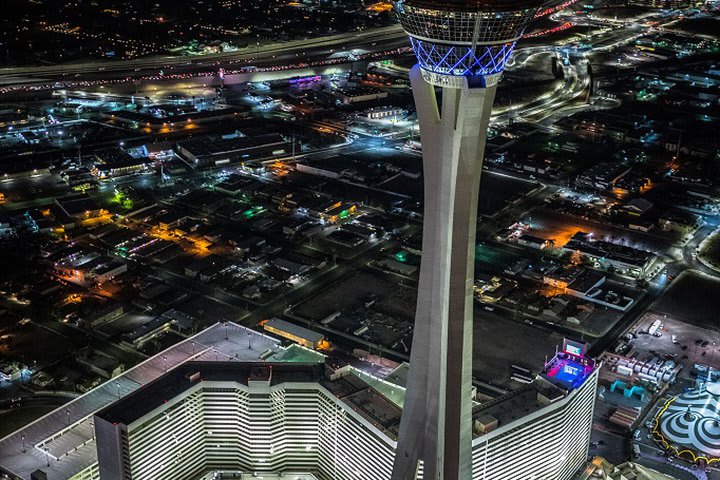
[0,323,597,480]
[0,322,313,480]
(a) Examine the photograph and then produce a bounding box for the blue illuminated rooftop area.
[543,351,596,391]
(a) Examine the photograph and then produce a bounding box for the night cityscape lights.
[0,2,719,480]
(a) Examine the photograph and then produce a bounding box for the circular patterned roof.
[655,386,720,463]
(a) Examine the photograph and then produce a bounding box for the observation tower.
[391,1,544,479]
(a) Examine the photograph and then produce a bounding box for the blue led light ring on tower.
[410,38,516,77]
[393,0,543,87]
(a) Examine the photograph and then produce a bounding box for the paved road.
[0,27,409,92]
[0,26,405,78]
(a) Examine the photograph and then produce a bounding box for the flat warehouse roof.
[265,317,325,343]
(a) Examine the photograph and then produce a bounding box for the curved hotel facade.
[89,348,597,480]
[0,323,598,480]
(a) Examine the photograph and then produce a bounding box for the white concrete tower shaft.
[392,66,497,480]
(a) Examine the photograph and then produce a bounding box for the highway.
[0,26,408,85]
[0,6,673,94]
[0,0,581,82]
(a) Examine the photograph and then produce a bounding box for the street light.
[115,381,121,400]
[21,434,25,453]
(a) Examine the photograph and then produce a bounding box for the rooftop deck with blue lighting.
[543,352,596,391]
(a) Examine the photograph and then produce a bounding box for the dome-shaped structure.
[393,0,544,87]
[654,385,720,464]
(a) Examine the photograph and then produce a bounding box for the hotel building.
[0,323,598,480]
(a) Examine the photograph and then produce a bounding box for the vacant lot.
[652,271,720,330]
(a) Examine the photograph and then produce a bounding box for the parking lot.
[630,312,720,373]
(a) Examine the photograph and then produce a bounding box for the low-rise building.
[658,211,700,233]
[335,87,388,104]
[576,162,632,192]
[88,303,125,328]
[517,234,555,250]
[55,194,107,221]
[475,275,518,303]
[576,457,679,480]
[321,202,357,223]
[123,309,196,348]
[93,148,153,179]
[364,106,406,119]
[76,348,125,379]
[621,198,654,217]
[176,133,289,167]
[378,258,418,276]
[563,232,655,277]
[263,317,325,349]
[0,361,26,381]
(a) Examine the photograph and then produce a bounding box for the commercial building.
[518,234,555,250]
[79,256,128,284]
[104,107,249,133]
[474,347,599,480]
[334,87,388,104]
[55,194,107,221]
[365,107,407,119]
[176,134,289,167]
[122,309,195,348]
[0,322,286,480]
[391,0,544,478]
[576,162,632,192]
[562,232,656,277]
[320,202,357,224]
[474,275,518,304]
[658,211,700,233]
[0,361,27,381]
[92,149,154,179]
[576,457,680,480]
[75,349,125,380]
[262,317,325,349]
